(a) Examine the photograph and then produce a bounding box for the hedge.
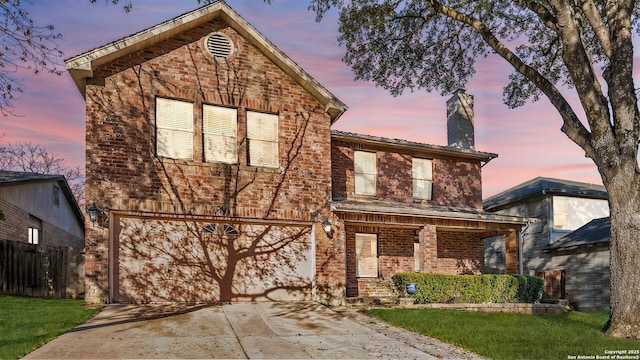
[392,273,544,304]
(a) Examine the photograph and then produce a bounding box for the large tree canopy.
[304,0,640,339]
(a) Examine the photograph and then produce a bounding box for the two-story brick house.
[66,1,347,304]
[66,1,527,304]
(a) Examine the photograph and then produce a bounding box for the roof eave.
[331,202,530,226]
[331,131,497,161]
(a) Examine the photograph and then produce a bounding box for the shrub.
[392,273,543,304]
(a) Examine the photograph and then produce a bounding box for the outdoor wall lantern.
[88,202,108,229]
[322,218,333,238]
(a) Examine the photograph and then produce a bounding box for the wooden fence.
[0,239,84,299]
[536,269,566,299]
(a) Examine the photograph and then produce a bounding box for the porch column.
[419,225,437,273]
[505,229,520,274]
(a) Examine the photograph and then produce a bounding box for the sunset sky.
[2,0,607,197]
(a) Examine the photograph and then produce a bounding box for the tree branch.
[515,0,559,32]
[549,0,612,160]
[427,0,594,156]
[577,0,612,58]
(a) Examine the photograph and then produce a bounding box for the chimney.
[446,89,474,150]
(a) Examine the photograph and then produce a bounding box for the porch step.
[346,296,397,306]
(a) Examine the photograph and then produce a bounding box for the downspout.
[518,222,531,274]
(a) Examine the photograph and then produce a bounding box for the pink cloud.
[0,0,609,199]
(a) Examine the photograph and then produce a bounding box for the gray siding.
[548,244,610,312]
[0,181,84,247]
[485,195,609,275]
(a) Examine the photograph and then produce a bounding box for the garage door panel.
[114,217,313,303]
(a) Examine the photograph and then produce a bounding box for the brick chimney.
[446,89,474,150]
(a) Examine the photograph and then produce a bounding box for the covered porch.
[331,200,527,299]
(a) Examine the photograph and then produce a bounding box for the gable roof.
[0,170,85,224]
[331,130,498,163]
[483,177,607,212]
[546,217,610,251]
[65,0,347,123]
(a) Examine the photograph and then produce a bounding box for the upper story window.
[247,111,279,168]
[203,105,237,164]
[155,98,281,169]
[354,151,376,195]
[553,196,570,230]
[155,97,194,160]
[412,158,433,200]
[52,184,60,206]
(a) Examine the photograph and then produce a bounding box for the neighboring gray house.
[483,177,609,276]
[0,170,84,248]
[546,217,610,312]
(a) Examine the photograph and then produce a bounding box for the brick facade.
[81,15,345,304]
[331,138,483,208]
[0,198,23,242]
[435,230,484,274]
[332,131,523,300]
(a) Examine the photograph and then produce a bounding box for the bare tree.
[0,142,85,206]
[0,1,63,115]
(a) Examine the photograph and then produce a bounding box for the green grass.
[0,296,99,359]
[367,308,640,360]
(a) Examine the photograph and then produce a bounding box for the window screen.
[553,196,570,229]
[412,158,433,200]
[355,233,378,277]
[354,151,376,195]
[203,105,237,163]
[156,98,194,160]
[247,111,278,167]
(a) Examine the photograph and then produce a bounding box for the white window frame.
[412,158,433,200]
[354,151,376,195]
[553,196,570,230]
[28,216,41,245]
[155,97,194,160]
[203,105,237,164]
[247,111,279,168]
[355,233,378,277]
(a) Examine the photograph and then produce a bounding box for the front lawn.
[0,296,99,359]
[368,308,639,360]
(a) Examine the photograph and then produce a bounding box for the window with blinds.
[247,111,278,168]
[203,105,237,163]
[412,158,433,200]
[355,233,378,277]
[156,98,194,160]
[354,151,376,195]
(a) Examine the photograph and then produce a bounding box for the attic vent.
[206,33,233,59]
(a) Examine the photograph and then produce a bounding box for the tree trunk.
[604,172,640,339]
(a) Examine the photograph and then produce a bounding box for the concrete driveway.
[24,302,482,359]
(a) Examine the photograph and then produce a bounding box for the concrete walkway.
[24,302,482,359]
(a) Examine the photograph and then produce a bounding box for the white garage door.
[112,215,314,303]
